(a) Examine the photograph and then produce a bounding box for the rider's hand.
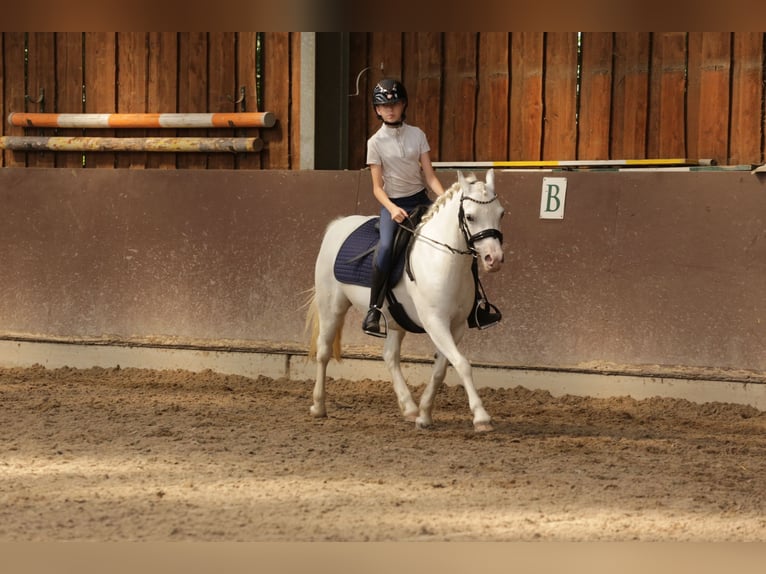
[389,206,408,223]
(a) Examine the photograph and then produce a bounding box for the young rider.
[363,78,501,337]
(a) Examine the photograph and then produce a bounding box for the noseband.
[458,194,504,252]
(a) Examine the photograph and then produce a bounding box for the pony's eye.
[465,214,474,222]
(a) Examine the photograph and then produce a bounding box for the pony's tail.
[304,288,342,362]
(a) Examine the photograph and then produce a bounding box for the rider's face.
[375,101,405,123]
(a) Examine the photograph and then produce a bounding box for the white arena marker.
[540,177,567,219]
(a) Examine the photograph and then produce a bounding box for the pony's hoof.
[415,417,433,430]
[310,405,327,418]
[474,422,494,432]
[402,406,419,422]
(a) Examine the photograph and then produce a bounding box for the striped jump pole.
[0,136,264,153]
[432,159,716,169]
[7,112,276,129]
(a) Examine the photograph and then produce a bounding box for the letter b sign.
[540,177,567,219]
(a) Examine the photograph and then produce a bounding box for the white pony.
[306,170,504,431]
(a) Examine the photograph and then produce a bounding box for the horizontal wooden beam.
[0,136,264,153]
[7,112,276,129]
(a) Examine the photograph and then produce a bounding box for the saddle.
[333,206,429,333]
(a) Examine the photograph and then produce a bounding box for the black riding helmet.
[372,78,408,123]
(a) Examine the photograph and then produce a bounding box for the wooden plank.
[26,33,56,167]
[84,32,116,168]
[577,32,612,160]
[687,32,731,164]
[407,33,441,161]
[368,33,403,142]
[289,32,301,171]
[146,32,178,169]
[236,32,262,170]
[686,33,702,162]
[177,32,208,169]
[510,32,544,160]
[0,34,5,167]
[260,32,291,169]
[3,33,26,167]
[116,32,148,169]
[54,32,84,168]
[476,32,509,161]
[347,32,369,170]
[207,32,237,169]
[647,32,687,159]
[542,32,578,160]
[441,33,477,161]
[610,33,650,159]
[700,32,731,165]
[729,32,763,165]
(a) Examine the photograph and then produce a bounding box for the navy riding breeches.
[373,189,431,272]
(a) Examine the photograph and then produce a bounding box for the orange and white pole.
[7,112,275,129]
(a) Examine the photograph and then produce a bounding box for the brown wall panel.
[647,32,687,159]
[25,33,56,168]
[578,33,613,160]
[509,32,544,161]
[3,33,27,167]
[55,32,85,168]
[0,169,364,345]
[83,33,117,169]
[475,33,509,161]
[2,169,765,379]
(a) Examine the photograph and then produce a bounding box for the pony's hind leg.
[311,353,330,418]
[382,329,419,421]
[415,350,449,429]
[310,293,350,419]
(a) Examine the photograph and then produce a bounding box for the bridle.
[457,194,504,254]
[399,192,503,257]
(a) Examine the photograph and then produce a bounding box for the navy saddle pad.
[333,217,406,287]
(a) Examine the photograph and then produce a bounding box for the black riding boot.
[467,259,502,329]
[362,265,388,338]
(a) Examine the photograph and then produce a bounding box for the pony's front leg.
[424,322,492,432]
[453,357,492,432]
[416,351,449,429]
[382,328,419,421]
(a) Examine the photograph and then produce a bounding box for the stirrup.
[468,299,502,330]
[362,306,388,338]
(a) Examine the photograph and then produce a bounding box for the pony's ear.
[486,168,495,190]
[457,170,466,188]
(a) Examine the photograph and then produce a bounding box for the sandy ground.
[1,364,766,542]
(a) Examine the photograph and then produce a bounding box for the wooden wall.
[1,32,300,169]
[348,32,766,169]
[2,32,765,169]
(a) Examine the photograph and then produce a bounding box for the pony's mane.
[419,174,478,225]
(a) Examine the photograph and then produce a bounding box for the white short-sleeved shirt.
[366,123,430,199]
